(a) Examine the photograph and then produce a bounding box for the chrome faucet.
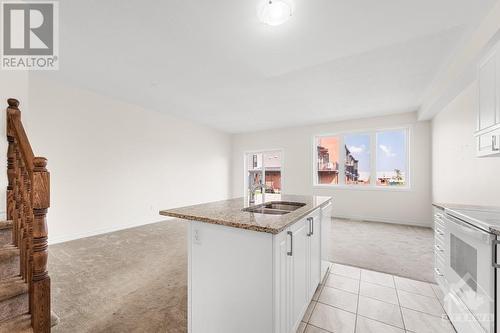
[249,182,271,204]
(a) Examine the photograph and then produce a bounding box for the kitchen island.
[160,194,332,333]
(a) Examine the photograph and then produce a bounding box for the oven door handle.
[492,239,500,268]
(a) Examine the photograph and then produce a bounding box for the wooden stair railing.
[6,98,51,333]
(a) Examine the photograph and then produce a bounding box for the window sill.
[313,184,412,192]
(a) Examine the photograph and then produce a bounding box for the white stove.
[438,207,500,333]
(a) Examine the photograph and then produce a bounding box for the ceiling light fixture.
[256,0,294,26]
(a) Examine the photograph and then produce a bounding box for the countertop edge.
[433,202,500,236]
[160,198,332,235]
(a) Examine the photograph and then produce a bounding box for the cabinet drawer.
[434,225,445,238]
[434,241,445,255]
[434,217,445,231]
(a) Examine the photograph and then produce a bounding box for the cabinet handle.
[493,135,500,151]
[435,228,444,236]
[287,231,293,256]
[434,268,444,277]
[310,217,314,235]
[306,217,312,236]
[492,240,500,268]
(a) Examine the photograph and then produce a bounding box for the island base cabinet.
[320,201,333,281]
[187,207,325,333]
[289,218,309,331]
[308,210,322,299]
[188,221,274,333]
[274,212,322,333]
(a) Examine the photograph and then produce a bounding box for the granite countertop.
[160,194,332,234]
[433,202,500,235]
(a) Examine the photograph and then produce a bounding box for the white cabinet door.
[320,202,332,281]
[476,127,500,157]
[289,218,309,331]
[497,50,500,124]
[309,214,321,298]
[478,53,497,131]
[273,230,289,333]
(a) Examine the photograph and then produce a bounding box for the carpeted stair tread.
[0,314,33,333]
[0,277,28,301]
[0,245,18,262]
[0,221,12,231]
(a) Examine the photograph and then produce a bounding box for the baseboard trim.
[49,214,430,244]
[48,217,175,245]
[333,214,431,228]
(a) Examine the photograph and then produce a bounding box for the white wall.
[231,112,433,226]
[429,2,500,207]
[420,0,500,120]
[432,82,500,207]
[16,75,231,243]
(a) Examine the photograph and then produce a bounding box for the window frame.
[243,149,285,197]
[312,126,411,191]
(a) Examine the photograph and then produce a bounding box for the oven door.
[444,213,495,333]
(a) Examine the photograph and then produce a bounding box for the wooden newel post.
[31,157,50,333]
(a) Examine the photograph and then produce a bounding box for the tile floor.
[297,263,456,333]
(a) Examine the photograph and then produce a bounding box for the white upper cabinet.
[497,49,500,124]
[476,42,500,157]
[478,53,496,131]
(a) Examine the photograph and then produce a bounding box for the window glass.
[264,151,282,200]
[247,153,262,197]
[246,151,282,199]
[316,136,340,184]
[376,130,407,186]
[344,134,370,185]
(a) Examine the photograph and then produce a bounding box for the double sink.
[242,201,306,215]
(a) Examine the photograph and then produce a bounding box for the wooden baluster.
[31,157,50,333]
[22,165,31,284]
[20,161,28,280]
[15,149,27,279]
[6,99,20,246]
[7,135,15,244]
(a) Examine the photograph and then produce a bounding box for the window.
[317,136,340,184]
[376,129,408,187]
[314,128,409,188]
[344,134,370,185]
[245,150,282,200]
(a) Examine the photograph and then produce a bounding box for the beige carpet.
[49,220,188,333]
[49,217,434,332]
[329,218,435,283]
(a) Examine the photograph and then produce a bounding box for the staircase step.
[0,277,28,322]
[0,314,33,333]
[0,245,20,279]
[0,221,12,231]
[0,221,13,247]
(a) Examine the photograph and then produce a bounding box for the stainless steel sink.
[243,201,306,215]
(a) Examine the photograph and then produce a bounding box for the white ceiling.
[40,0,497,133]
